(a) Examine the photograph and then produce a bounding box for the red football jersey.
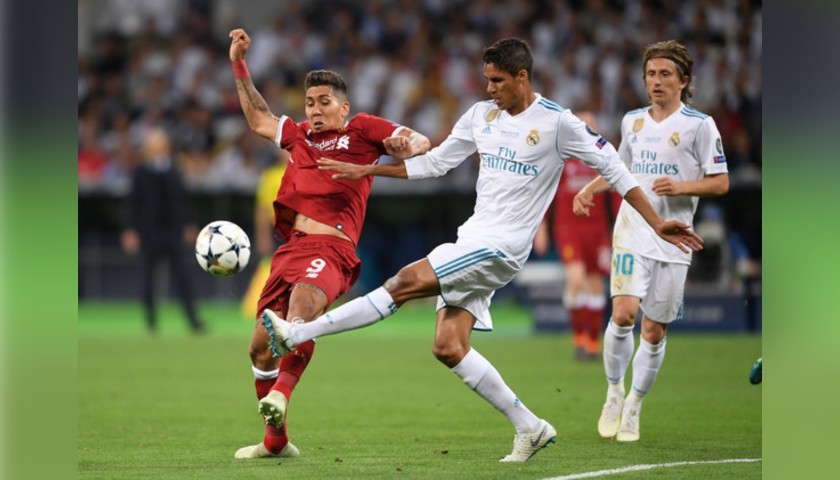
[273,113,401,244]
[552,159,621,236]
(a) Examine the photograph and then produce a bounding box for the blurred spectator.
[120,128,205,334]
[205,122,273,191]
[78,115,109,186]
[78,0,762,195]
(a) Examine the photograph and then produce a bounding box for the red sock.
[263,419,289,454]
[255,378,274,400]
[255,376,289,453]
[569,307,586,346]
[585,308,604,353]
[271,340,316,400]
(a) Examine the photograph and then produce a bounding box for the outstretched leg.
[264,258,439,353]
[434,307,555,462]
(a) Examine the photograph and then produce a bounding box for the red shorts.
[555,227,612,276]
[256,231,361,319]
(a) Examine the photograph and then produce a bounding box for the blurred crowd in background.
[78,0,761,302]
[78,0,761,192]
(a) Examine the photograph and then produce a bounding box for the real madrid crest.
[484,108,500,123]
[668,131,680,147]
[632,118,644,133]
[526,130,540,146]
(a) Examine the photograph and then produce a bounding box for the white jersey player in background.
[574,40,729,442]
[262,37,703,462]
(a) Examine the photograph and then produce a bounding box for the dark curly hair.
[304,70,348,99]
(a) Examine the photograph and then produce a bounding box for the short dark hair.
[642,40,694,105]
[304,70,348,98]
[482,37,533,81]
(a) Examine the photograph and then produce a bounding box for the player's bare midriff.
[292,213,351,242]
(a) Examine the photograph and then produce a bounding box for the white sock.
[451,348,540,434]
[625,391,643,407]
[630,337,666,397]
[607,381,625,399]
[251,366,279,380]
[603,320,635,385]
[290,287,396,346]
[585,293,607,310]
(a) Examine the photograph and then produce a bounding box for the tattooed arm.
[229,28,279,141]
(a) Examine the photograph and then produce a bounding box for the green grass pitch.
[79,301,761,479]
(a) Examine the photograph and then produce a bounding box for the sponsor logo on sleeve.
[596,137,607,149]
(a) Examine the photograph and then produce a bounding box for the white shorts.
[610,246,688,324]
[427,241,521,331]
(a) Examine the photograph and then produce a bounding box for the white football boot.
[499,419,557,462]
[258,390,289,427]
[598,387,625,439]
[616,397,642,442]
[234,441,300,459]
[261,309,295,358]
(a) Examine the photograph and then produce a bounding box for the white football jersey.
[406,94,637,266]
[613,103,729,265]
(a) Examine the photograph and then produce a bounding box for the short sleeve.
[695,118,729,176]
[274,115,296,150]
[354,113,402,146]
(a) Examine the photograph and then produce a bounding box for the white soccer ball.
[195,220,251,277]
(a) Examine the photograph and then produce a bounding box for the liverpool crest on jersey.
[526,130,540,146]
[669,132,680,147]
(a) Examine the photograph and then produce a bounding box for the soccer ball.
[195,220,251,277]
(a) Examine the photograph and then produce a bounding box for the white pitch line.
[543,458,762,480]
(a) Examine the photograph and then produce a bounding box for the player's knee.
[611,308,636,327]
[432,340,468,368]
[248,342,275,370]
[384,268,426,305]
[641,321,667,344]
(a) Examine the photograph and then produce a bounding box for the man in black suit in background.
[121,128,205,333]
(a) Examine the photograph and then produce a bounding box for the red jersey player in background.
[228,28,431,459]
[534,111,621,361]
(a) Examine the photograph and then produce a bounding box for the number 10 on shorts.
[613,252,634,275]
[305,258,326,278]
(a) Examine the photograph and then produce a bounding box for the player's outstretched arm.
[229,28,278,141]
[573,176,612,217]
[623,187,704,253]
[383,128,431,160]
[317,157,409,180]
